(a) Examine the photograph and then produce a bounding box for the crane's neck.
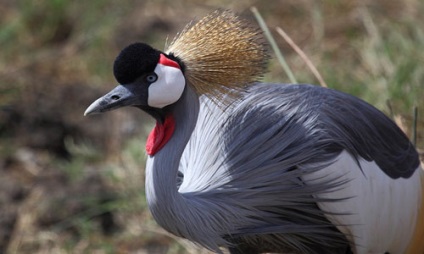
[145,84,200,237]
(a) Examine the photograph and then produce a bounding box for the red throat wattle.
[146,115,176,156]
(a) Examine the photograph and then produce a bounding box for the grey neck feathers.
[145,86,233,253]
[145,84,202,240]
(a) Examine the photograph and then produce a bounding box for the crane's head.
[84,10,269,155]
[84,42,186,122]
[85,10,269,120]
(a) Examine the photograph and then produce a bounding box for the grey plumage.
[144,83,419,253]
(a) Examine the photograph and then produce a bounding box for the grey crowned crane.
[85,10,424,254]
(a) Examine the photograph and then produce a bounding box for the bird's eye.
[146,73,158,83]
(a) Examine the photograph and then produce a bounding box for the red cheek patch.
[159,54,181,69]
[146,114,176,156]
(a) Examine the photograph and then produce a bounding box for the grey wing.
[224,83,419,179]
[313,84,419,178]
[218,83,420,252]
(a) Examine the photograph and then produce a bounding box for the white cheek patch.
[148,64,186,108]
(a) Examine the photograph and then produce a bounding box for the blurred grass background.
[0,0,423,253]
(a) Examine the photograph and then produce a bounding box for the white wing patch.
[178,97,230,193]
[302,151,423,254]
[148,64,185,108]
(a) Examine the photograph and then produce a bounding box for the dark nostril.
[111,95,120,100]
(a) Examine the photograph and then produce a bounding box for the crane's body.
[146,83,423,254]
[85,10,424,254]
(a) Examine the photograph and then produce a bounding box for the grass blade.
[276,27,328,88]
[251,7,297,84]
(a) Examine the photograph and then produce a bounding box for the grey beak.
[84,97,109,116]
[84,84,141,116]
